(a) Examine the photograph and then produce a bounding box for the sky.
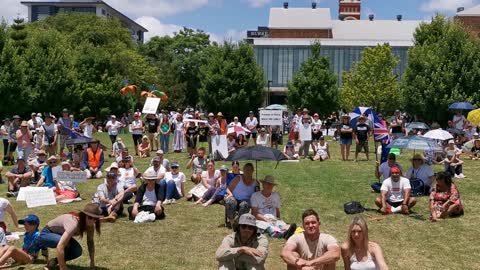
[1,0,479,42]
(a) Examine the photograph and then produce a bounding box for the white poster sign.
[16,187,49,201]
[142,97,161,114]
[25,189,57,208]
[212,135,228,159]
[299,123,312,141]
[56,171,88,183]
[259,110,283,126]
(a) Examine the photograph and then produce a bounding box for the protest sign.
[212,135,228,159]
[142,97,161,114]
[299,123,312,141]
[16,187,48,201]
[25,189,57,208]
[259,110,283,126]
[57,171,88,183]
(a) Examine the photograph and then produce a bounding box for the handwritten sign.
[259,110,283,126]
[299,123,312,141]
[25,189,57,208]
[212,135,228,159]
[142,97,161,114]
[56,171,88,183]
[16,187,49,201]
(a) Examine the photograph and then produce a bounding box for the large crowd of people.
[0,106,476,269]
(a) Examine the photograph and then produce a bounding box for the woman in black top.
[339,115,353,161]
[127,170,165,221]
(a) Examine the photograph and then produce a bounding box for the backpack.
[409,178,426,197]
[344,201,365,214]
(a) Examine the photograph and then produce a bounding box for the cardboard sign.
[299,123,312,141]
[259,110,283,126]
[25,189,57,208]
[142,97,161,114]
[56,171,88,183]
[212,135,228,159]
[16,187,49,201]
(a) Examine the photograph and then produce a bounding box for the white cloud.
[0,0,28,22]
[420,0,476,12]
[135,16,183,41]
[109,0,209,17]
[246,0,273,8]
[224,29,246,42]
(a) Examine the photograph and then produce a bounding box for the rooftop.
[456,5,480,16]
[268,7,332,29]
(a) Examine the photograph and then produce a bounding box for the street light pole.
[267,80,273,105]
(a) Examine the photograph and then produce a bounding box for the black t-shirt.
[340,124,353,139]
[354,123,370,142]
[198,126,209,142]
[186,126,198,138]
[145,118,159,133]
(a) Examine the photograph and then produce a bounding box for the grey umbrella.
[387,135,443,152]
[226,145,286,179]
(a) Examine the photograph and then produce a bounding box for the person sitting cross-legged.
[215,213,269,270]
[127,169,166,221]
[251,175,296,239]
[92,172,125,223]
[5,158,33,197]
[375,166,416,215]
[83,139,104,179]
[429,172,464,222]
[160,162,186,205]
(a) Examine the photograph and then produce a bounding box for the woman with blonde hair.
[137,136,151,158]
[341,217,388,270]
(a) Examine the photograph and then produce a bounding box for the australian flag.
[373,115,391,145]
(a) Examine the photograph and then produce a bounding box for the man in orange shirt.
[83,140,104,179]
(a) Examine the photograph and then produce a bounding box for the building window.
[102,8,106,15]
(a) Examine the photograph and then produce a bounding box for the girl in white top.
[256,128,270,147]
[341,217,388,270]
[80,117,96,138]
[312,136,330,161]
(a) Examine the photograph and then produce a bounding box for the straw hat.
[81,203,102,219]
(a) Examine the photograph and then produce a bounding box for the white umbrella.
[423,129,454,141]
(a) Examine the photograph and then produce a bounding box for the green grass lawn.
[1,133,479,270]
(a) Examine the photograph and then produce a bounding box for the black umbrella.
[226,145,286,180]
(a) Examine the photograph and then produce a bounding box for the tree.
[198,42,265,119]
[287,44,338,115]
[140,28,211,108]
[401,15,480,123]
[9,17,28,54]
[340,44,400,113]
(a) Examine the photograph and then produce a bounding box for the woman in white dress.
[172,114,185,153]
[341,217,388,270]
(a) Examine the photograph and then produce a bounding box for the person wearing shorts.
[353,116,371,162]
[339,115,353,161]
[130,112,143,156]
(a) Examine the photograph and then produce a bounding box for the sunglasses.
[171,167,179,169]
[240,224,256,231]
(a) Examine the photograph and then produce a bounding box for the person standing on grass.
[145,113,160,152]
[0,214,43,268]
[245,111,258,145]
[215,213,269,270]
[281,209,340,270]
[130,112,143,156]
[16,121,33,160]
[353,115,372,162]
[80,117,96,139]
[172,114,185,153]
[375,167,416,215]
[57,109,73,157]
[106,115,124,146]
[341,216,389,270]
[37,203,102,270]
[41,114,58,156]
[185,120,199,158]
[339,114,353,161]
[159,113,171,154]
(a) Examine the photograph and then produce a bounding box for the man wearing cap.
[245,111,258,145]
[0,214,42,267]
[281,209,340,270]
[160,162,186,204]
[353,115,372,162]
[152,149,170,171]
[93,172,125,223]
[83,140,104,179]
[5,158,33,197]
[215,213,269,270]
[375,166,416,214]
[40,113,58,156]
[251,176,296,239]
[57,108,74,156]
[16,121,33,160]
[187,147,207,184]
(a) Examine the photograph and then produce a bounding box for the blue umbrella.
[349,106,375,127]
[448,102,475,110]
[387,136,443,152]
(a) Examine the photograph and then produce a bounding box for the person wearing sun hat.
[92,172,125,223]
[15,120,34,160]
[127,168,166,221]
[37,203,102,270]
[251,176,297,240]
[0,214,43,268]
[405,153,435,193]
[36,155,60,188]
[216,213,268,270]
